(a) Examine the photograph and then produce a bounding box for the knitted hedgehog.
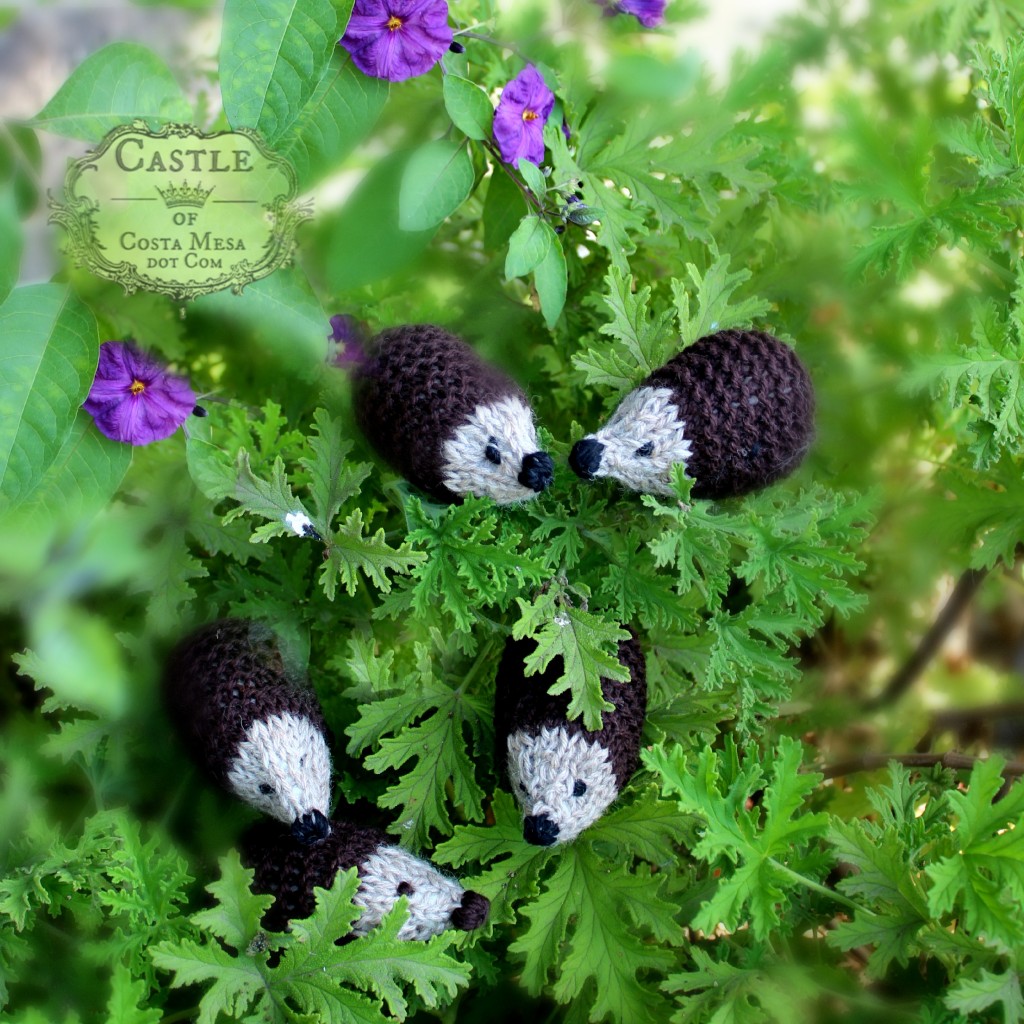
[569,329,814,499]
[164,619,332,843]
[495,634,646,846]
[242,818,490,940]
[352,323,554,504]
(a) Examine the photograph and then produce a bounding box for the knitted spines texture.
[353,324,526,503]
[241,819,386,933]
[645,329,815,500]
[163,619,326,786]
[494,633,647,789]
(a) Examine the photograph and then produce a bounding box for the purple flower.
[83,341,195,446]
[596,0,666,28]
[340,0,452,82]
[493,65,555,168]
[327,314,368,368]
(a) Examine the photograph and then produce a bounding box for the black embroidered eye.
[518,782,528,794]
[259,783,274,795]
[635,441,654,457]
[573,779,587,797]
[397,881,415,896]
[484,437,501,465]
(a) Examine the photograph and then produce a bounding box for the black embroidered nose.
[523,813,560,846]
[518,451,554,492]
[291,809,331,844]
[569,438,605,479]
[450,890,490,930]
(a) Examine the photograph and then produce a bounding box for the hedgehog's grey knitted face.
[570,386,693,496]
[226,712,331,827]
[507,726,619,846]
[441,396,554,504]
[352,845,467,941]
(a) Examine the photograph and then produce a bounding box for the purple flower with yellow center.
[493,65,555,169]
[340,0,452,83]
[83,341,195,446]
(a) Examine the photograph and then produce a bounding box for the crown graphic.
[156,180,214,209]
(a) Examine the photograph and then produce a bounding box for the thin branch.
[864,566,990,710]
[817,751,1024,782]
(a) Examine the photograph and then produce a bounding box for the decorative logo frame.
[51,122,311,301]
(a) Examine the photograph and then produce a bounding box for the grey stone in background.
[0,1,218,283]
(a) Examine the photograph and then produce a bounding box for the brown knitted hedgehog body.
[241,818,490,940]
[353,324,553,504]
[495,634,647,846]
[569,329,814,499]
[164,619,332,842]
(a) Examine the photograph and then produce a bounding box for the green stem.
[768,858,877,918]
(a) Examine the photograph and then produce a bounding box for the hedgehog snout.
[569,438,605,480]
[450,890,490,931]
[291,809,331,844]
[523,813,560,846]
[518,451,554,493]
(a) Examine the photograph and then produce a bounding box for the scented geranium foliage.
[5,0,1024,1023]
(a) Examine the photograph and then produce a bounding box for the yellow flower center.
[386,14,402,30]
[522,109,539,121]
[129,379,146,395]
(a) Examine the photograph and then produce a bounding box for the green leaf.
[645,737,830,939]
[191,264,327,372]
[29,42,191,141]
[0,285,98,508]
[299,408,372,533]
[317,149,437,290]
[389,497,545,634]
[483,170,527,250]
[946,968,1024,1021]
[219,0,338,143]
[320,508,423,600]
[442,74,493,140]
[513,596,630,730]
[0,188,21,304]
[190,851,275,952]
[105,963,161,1024]
[14,413,131,524]
[534,233,567,328]
[274,53,389,190]
[398,140,475,231]
[228,449,310,542]
[671,253,771,347]
[518,160,548,198]
[573,266,676,392]
[352,663,489,845]
[505,215,554,279]
[511,845,676,1022]
[925,757,1024,950]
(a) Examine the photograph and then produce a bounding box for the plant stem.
[864,565,991,710]
[455,30,532,64]
[767,858,875,918]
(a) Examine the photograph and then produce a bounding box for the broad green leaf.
[533,234,567,328]
[505,215,553,279]
[190,851,275,952]
[0,188,20,304]
[15,413,132,523]
[228,450,310,542]
[946,968,1024,1020]
[442,74,493,140]
[0,285,98,508]
[274,53,389,190]
[29,43,191,141]
[192,264,327,372]
[518,159,548,198]
[219,0,339,143]
[398,140,475,231]
[483,170,527,250]
[316,150,437,290]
